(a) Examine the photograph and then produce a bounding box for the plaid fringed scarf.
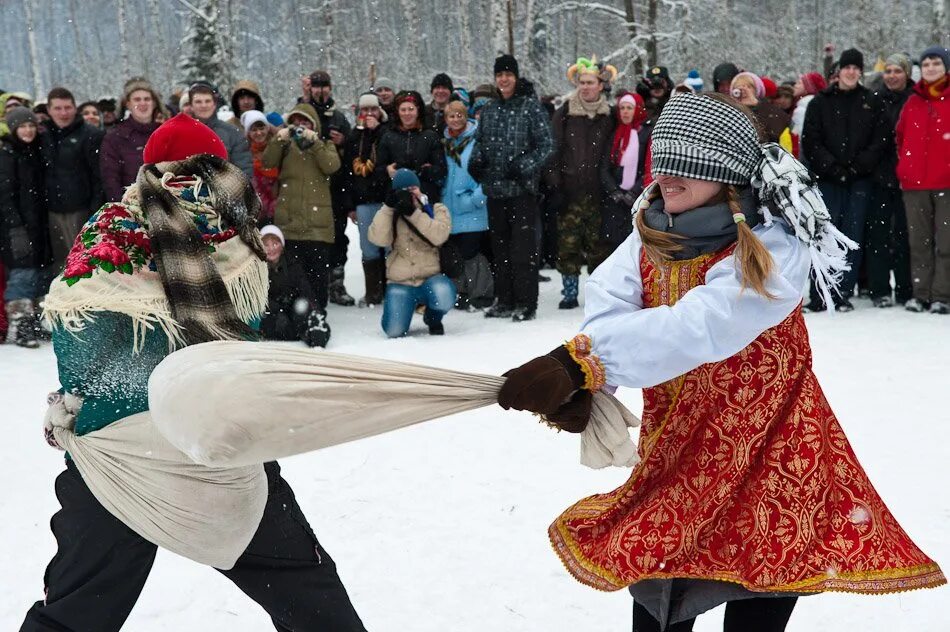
[137,154,266,346]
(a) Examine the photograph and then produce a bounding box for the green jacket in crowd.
[262,103,341,244]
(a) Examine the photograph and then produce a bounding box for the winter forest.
[2,0,948,107]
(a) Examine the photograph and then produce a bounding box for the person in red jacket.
[895,46,950,314]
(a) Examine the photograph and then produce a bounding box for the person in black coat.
[40,87,105,271]
[340,93,392,307]
[802,48,884,311]
[375,91,446,203]
[867,53,915,308]
[259,225,330,348]
[1,107,49,348]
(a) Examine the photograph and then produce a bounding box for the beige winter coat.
[368,202,451,286]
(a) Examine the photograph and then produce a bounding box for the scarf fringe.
[753,143,858,306]
[44,248,268,353]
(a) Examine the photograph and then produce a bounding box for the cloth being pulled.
[147,341,641,469]
[48,342,640,570]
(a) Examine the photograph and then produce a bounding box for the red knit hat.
[760,76,778,99]
[142,113,228,164]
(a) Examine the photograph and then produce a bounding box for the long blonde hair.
[635,184,775,298]
[637,92,775,298]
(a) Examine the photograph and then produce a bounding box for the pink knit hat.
[731,72,765,99]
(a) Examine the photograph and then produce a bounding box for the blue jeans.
[381,275,457,338]
[356,203,386,261]
[813,179,872,302]
[4,267,40,301]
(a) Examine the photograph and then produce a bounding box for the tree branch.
[174,0,212,22]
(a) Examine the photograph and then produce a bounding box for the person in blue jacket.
[441,100,492,310]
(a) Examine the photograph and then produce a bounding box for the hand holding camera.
[385,189,416,217]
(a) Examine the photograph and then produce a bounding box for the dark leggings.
[633,596,798,632]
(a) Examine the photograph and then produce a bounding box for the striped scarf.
[137,154,265,346]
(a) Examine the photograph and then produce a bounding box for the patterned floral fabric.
[62,177,236,286]
[550,246,945,595]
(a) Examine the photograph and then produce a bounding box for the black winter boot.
[304,310,331,348]
[7,299,39,349]
[328,266,356,306]
[359,259,386,307]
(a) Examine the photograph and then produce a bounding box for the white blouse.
[580,220,811,389]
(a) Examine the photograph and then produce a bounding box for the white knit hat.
[240,109,268,133]
[259,224,285,246]
[356,92,388,122]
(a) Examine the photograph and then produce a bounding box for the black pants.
[330,206,349,270]
[866,185,912,302]
[487,194,539,310]
[448,231,485,260]
[21,461,365,632]
[284,240,331,310]
[632,597,797,632]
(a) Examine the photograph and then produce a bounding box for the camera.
[291,126,306,138]
[731,88,742,98]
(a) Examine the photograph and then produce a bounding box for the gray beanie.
[373,77,395,91]
[884,53,912,78]
[5,106,36,132]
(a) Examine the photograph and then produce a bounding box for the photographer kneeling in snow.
[369,168,456,337]
[259,224,331,348]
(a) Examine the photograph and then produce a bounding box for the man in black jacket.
[868,53,915,308]
[802,48,884,311]
[41,87,105,270]
[468,55,554,322]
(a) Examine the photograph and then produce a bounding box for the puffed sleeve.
[579,220,810,389]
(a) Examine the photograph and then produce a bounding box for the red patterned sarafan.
[549,246,945,594]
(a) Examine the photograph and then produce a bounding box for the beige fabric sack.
[49,397,267,570]
[45,341,639,571]
[148,341,641,469]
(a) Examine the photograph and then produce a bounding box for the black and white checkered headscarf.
[651,92,761,185]
[648,92,857,305]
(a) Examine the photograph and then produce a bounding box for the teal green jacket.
[55,313,259,436]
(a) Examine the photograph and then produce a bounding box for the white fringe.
[43,238,268,353]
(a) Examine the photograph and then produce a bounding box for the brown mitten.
[498,345,586,415]
[542,389,593,433]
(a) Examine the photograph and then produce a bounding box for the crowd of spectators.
[1,43,948,348]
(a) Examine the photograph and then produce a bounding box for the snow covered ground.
[2,228,948,631]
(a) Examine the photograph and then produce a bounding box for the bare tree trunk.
[623,0,642,77]
[934,0,948,44]
[520,0,533,61]
[646,0,658,68]
[400,0,420,72]
[490,0,508,56]
[147,0,171,87]
[324,0,336,69]
[507,0,515,55]
[457,0,475,81]
[23,0,43,98]
[67,0,90,82]
[288,0,308,78]
[117,0,131,79]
